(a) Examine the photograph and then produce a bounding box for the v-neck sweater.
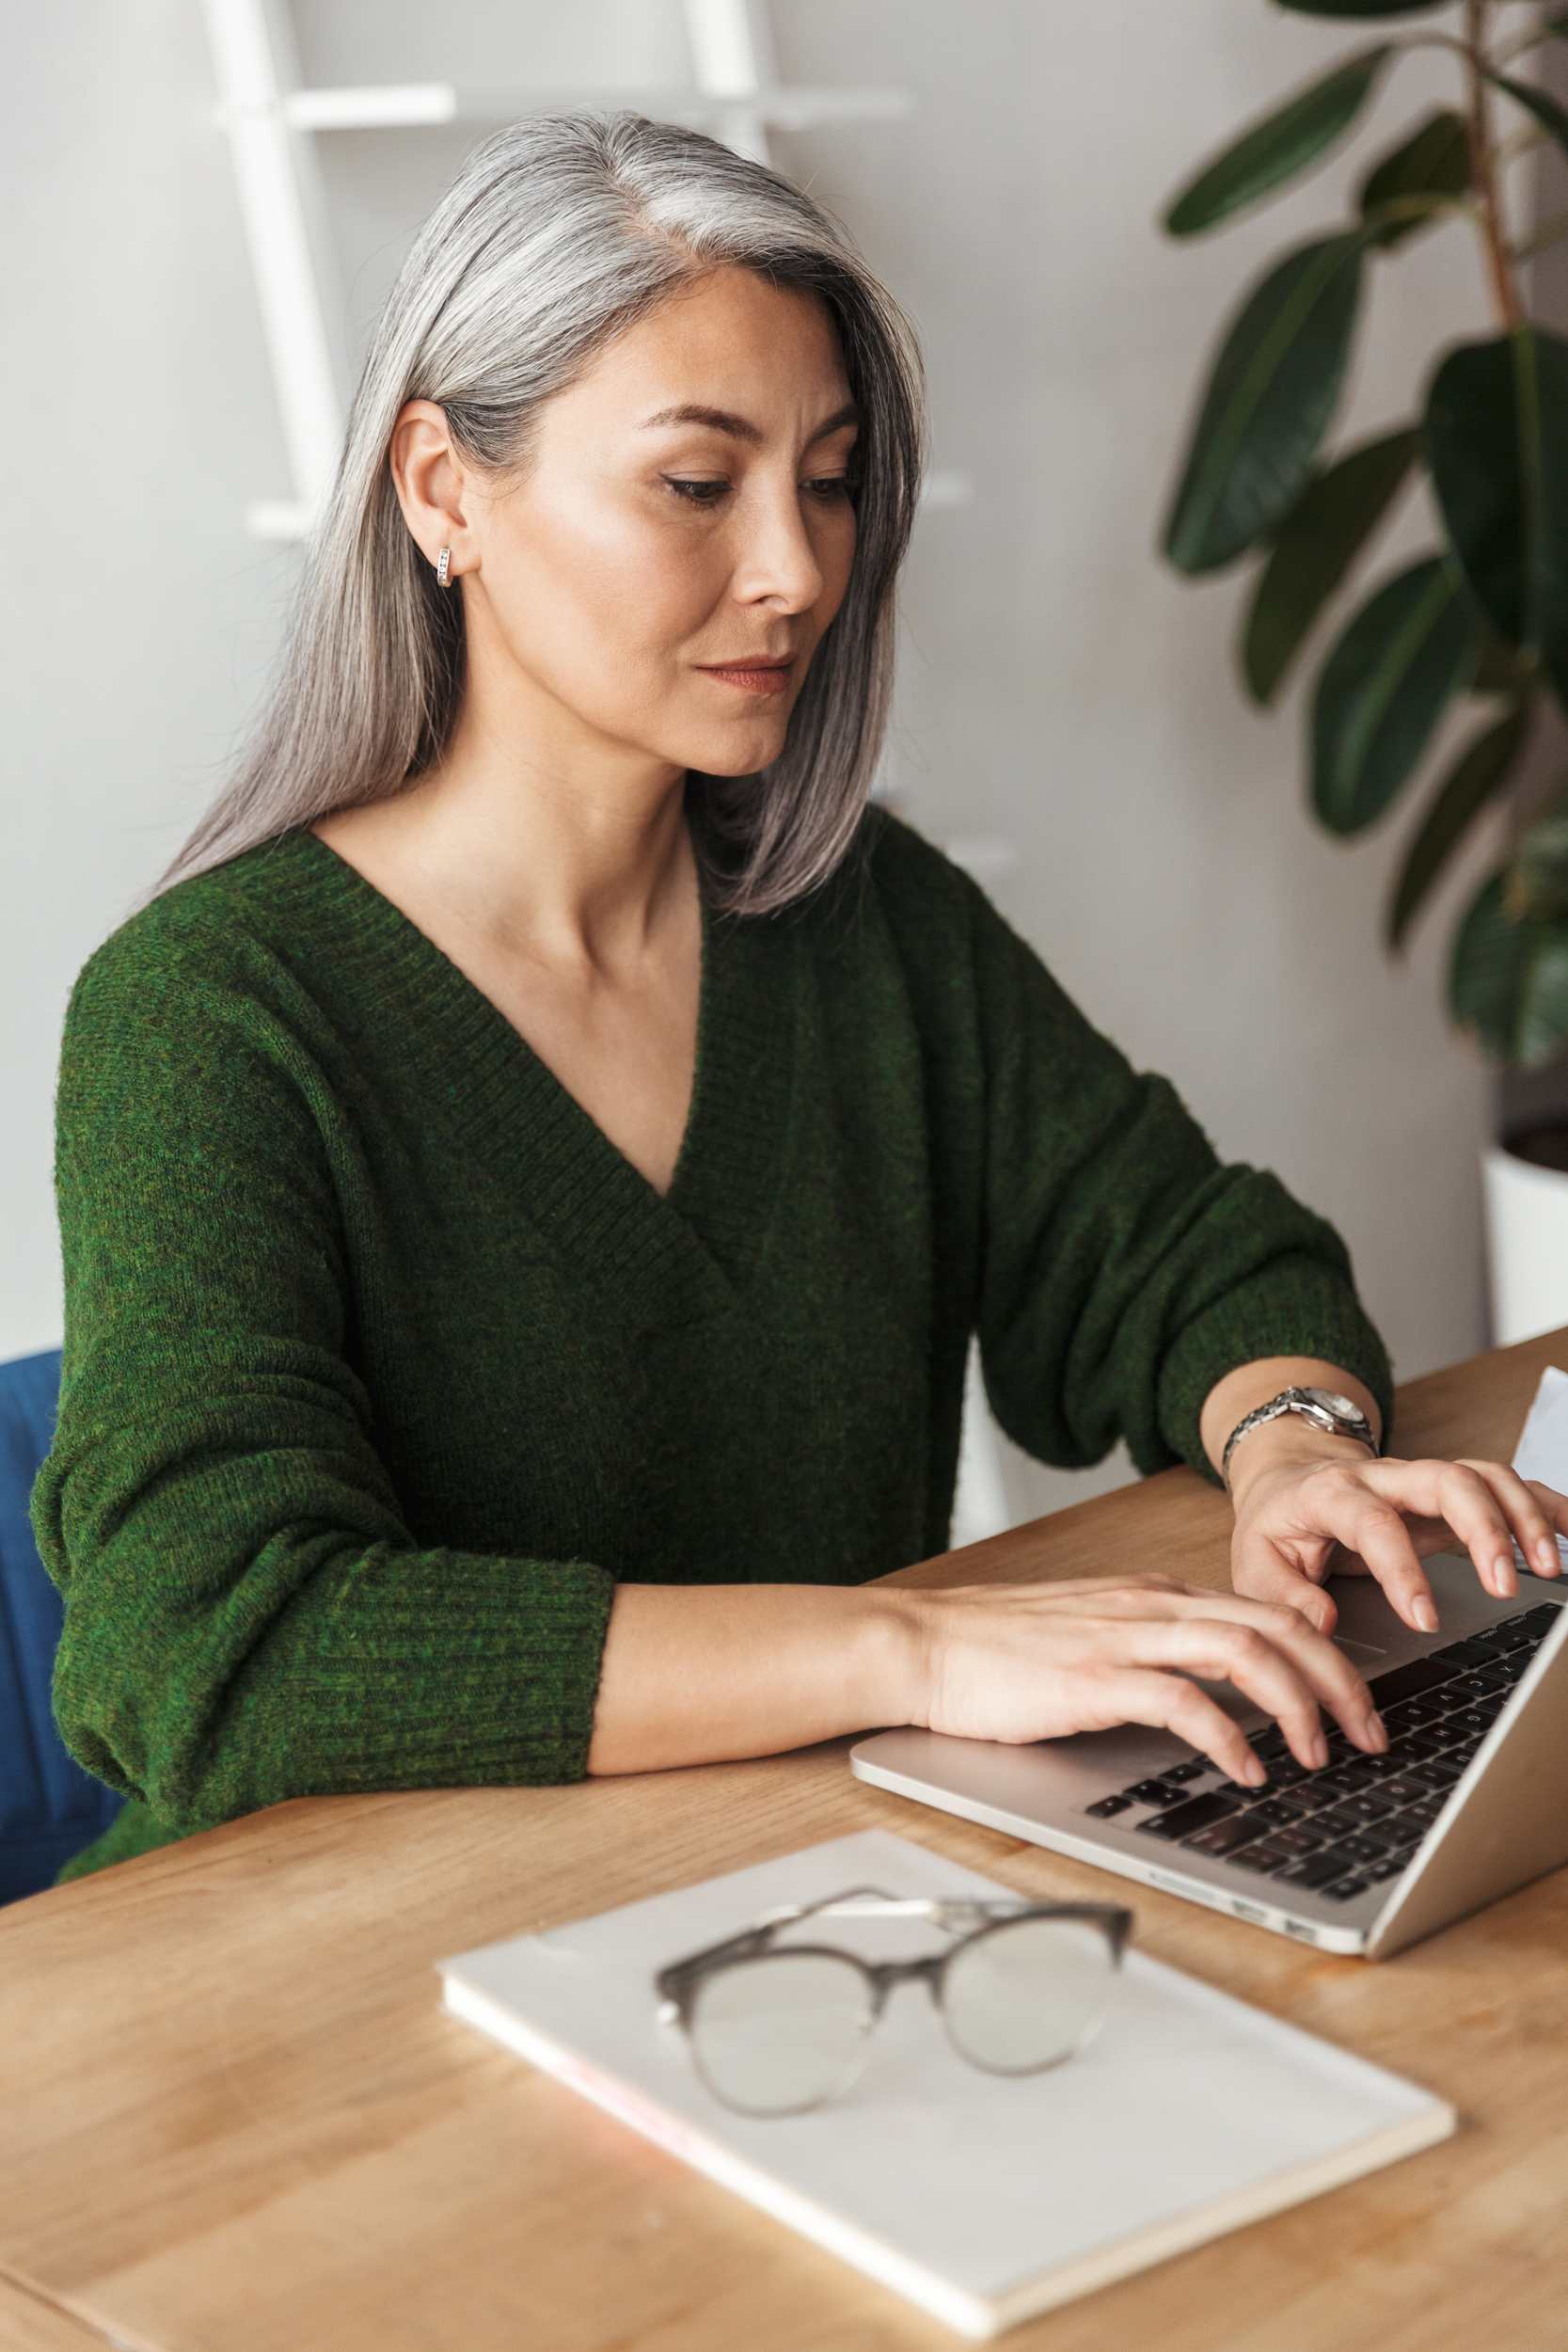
[32,803,1396,1885]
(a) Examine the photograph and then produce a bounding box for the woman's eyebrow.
[638,400,861,447]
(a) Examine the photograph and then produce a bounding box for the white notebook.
[436,1829,1457,2339]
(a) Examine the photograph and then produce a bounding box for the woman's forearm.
[583,1580,922,1775]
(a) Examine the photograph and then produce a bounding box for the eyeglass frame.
[654,1883,1135,2109]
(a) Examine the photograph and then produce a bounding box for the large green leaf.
[1310,554,1481,833]
[1386,701,1531,951]
[1449,870,1568,1067]
[1241,425,1418,703]
[1357,108,1471,248]
[1164,232,1368,574]
[1425,327,1568,711]
[1164,48,1391,236]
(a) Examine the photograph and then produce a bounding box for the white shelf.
[205,0,971,534]
[257,83,914,134]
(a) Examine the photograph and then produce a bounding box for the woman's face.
[398,264,861,783]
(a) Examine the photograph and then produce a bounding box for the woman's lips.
[697,662,793,694]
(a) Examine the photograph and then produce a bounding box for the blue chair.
[0,1346,125,1902]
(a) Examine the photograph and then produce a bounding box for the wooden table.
[6,1325,1567,2352]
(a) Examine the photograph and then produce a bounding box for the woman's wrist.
[857,1584,932,1730]
[1225,1419,1378,1510]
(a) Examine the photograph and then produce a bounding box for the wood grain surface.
[4,1325,1566,2352]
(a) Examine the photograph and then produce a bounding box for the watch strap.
[1221,1385,1378,1492]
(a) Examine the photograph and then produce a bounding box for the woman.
[32,110,1565,1886]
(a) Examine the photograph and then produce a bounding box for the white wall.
[8,2,1548,1532]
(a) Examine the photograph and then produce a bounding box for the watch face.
[1307,1388,1358,1418]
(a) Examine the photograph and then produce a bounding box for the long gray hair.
[134,107,929,922]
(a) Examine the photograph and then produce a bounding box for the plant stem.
[1465,0,1526,328]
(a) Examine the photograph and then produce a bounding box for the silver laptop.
[850,1549,1568,1958]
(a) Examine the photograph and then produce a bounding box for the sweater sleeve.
[957,868,1397,1487]
[28,922,619,1838]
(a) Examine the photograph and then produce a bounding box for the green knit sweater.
[31,804,1395,1885]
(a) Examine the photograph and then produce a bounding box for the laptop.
[849,1547,1568,1958]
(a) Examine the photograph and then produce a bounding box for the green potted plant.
[1158,0,1568,1343]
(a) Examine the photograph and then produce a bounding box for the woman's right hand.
[894,1569,1388,1784]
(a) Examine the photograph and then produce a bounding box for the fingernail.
[1308,1730,1329,1768]
[1537,1538,1559,1573]
[1364,1710,1388,1750]
[1414,1597,1439,1632]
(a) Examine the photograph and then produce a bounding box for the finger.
[1342,1457,1556,1617]
[1143,1585,1383,1743]
[1425,1458,1554,1599]
[1305,1470,1445,1631]
[1232,1543,1339,1638]
[1452,1463,1568,1583]
[1346,1458,1518,1612]
[1071,1663,1275,1788]
[1109,1612,1372,1772]
[1520,1477,1568,1572]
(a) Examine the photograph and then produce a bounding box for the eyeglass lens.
[685,1916,1116,2116]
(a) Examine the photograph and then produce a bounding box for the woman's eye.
[662,477,855,507]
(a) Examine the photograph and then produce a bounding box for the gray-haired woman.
[34,109,1564,1884]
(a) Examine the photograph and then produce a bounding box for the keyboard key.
[1181,1813,1276,1855]
[1243,1798,1295,1830]
[1126,1777,1191,1804]
[1401,1703,1457,1740]
[1272,1851,1350,1889]
[1268,1825,1326,1855]
[1231,1841,1297,1875]
[1310,1806,1370,1838]
[1084,1794,1134,1817]
[1333,1833,1388,1867]
[1134,1790,1242,1839]
[1366,1657,1463,1709]
[1338,1794,1398,1823]
[1323,1875,1372,1902]
[1350,1821,1407,1854]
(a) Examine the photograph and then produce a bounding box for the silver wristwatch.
[1220,1384,1379,1491]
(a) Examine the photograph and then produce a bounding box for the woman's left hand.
[1229,1452,1568,1636]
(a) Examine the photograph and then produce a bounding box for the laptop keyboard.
[1080,1600,1562,1904]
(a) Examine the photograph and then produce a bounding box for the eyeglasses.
[653,1883,1134,2116]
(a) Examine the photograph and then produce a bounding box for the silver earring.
[436,546,451,588]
